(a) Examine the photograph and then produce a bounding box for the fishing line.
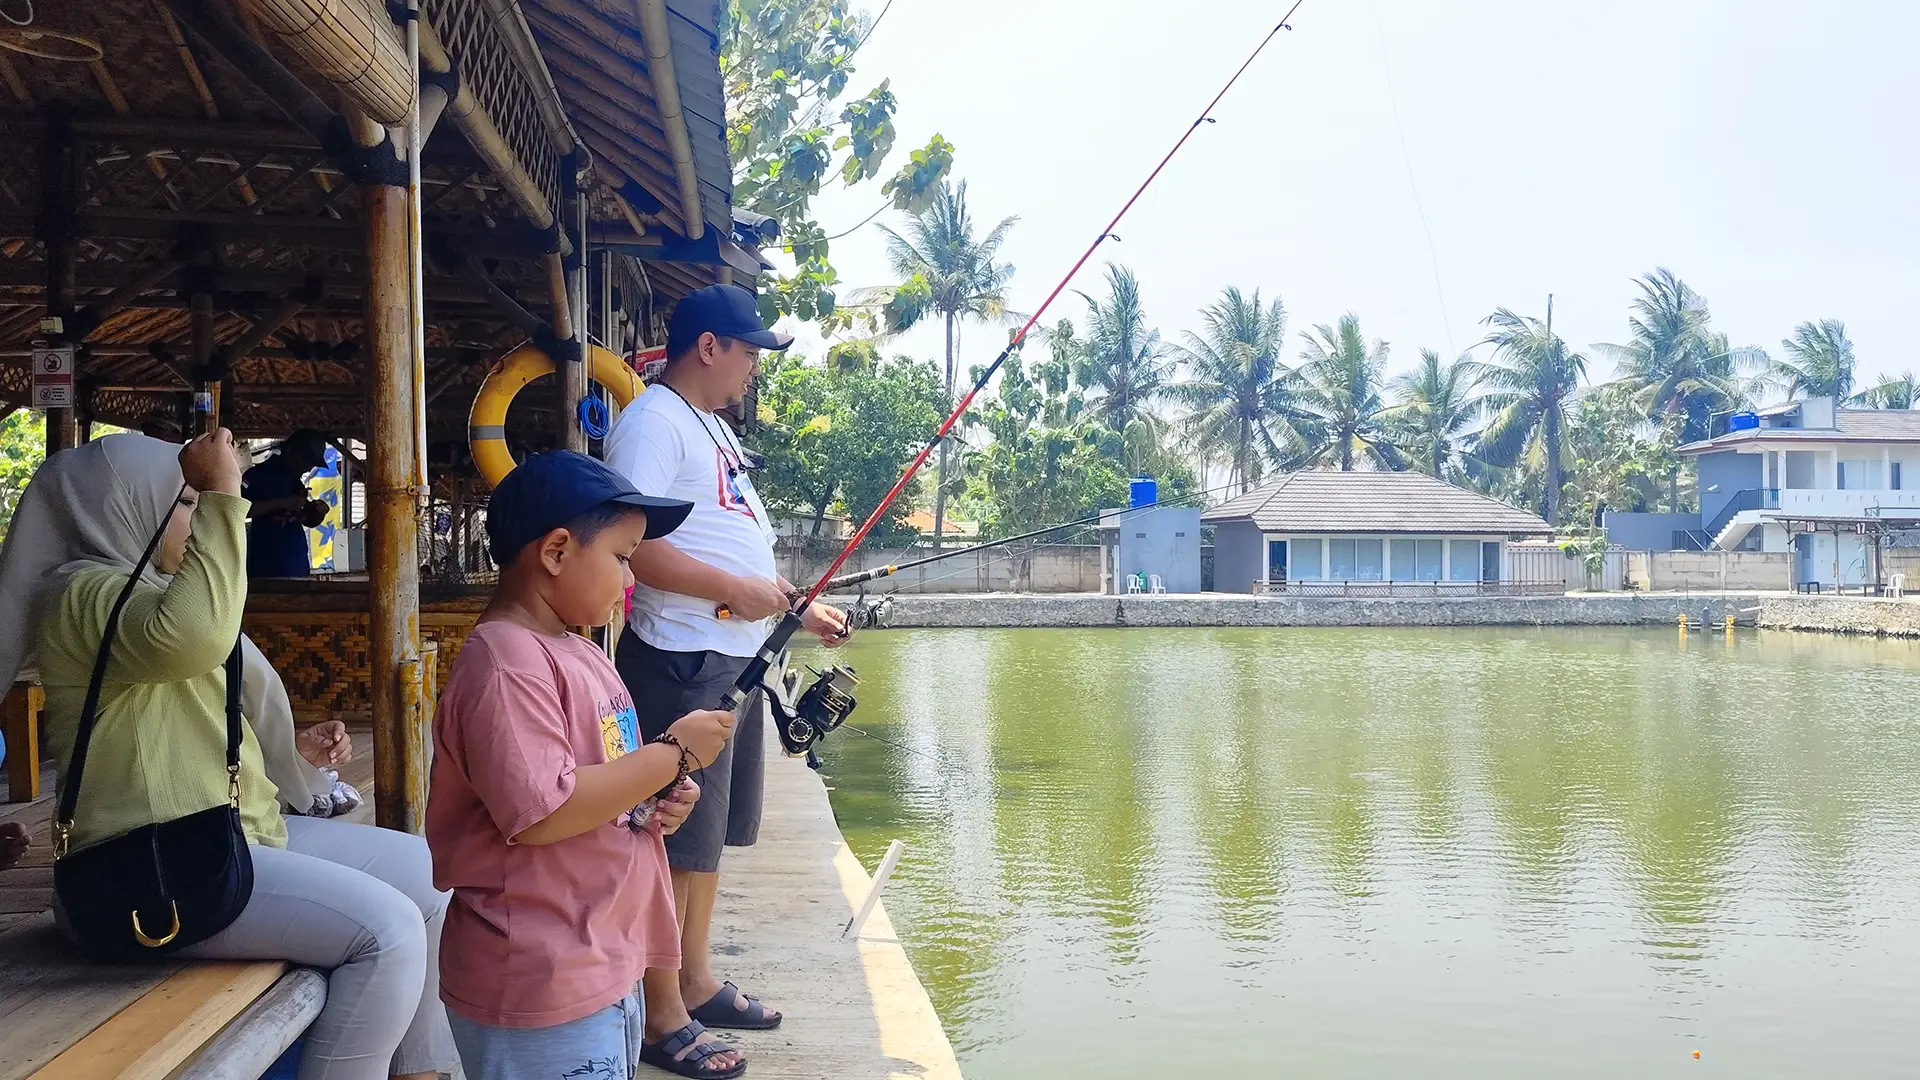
[829,478,1255,595]
[815,476,1256,594]
[1370,0,1455,356]
[841,722,950,768]
[718,5,1311,723]
[793,3,1307,613]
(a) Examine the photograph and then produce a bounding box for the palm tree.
[1767,319,1856,401]
[1382,348,1486,480]
[878,179,1017,546]
[1294,314,1399,470]
[1477,301,1588,525]
[1167,287,1297,493]
[1854,372,1920,409]
[1073,264,1171,471]
[1592,268,1762,441]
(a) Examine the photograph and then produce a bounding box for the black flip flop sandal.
[688,981,783,1030]
[639,1022,745,1079]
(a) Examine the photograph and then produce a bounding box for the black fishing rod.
[815,477,1254,594]
[711,5,1309,765]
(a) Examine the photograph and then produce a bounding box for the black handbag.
[51,493,254,962]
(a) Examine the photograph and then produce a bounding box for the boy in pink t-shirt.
[427,451,741,1080]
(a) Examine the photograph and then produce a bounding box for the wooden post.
[190,281,216,433]
[3,683,43,802]
[44,408,77,455]
[40,123,80,454]
[559,175,589,453]
[364,182,427,834]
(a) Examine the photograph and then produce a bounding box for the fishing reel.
[765,663,860,770]
[844,585,894,631]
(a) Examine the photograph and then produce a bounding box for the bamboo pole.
[405,0,429,499]
[364,183,427,834]
[234,0,414,125]
[560,184,588,453]
[632,0,705,240]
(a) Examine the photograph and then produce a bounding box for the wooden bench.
[0,913,323,1080]
[0,721,383,1079]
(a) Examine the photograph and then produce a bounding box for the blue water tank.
[1129,477,1156,508]
[1727,411,1759,432]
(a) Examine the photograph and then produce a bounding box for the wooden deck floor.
[2,723,961,1079]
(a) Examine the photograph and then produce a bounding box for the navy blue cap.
[487,451,692,566]
[667,284,795,356]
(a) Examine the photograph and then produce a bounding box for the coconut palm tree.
[1382,348,1486,480]
[1166,287,1299,493]
[1766,319,1857,401]
[1072,264,1172,472]
[1293,314,1400,471]
[1592,268,1763,441]
[1854,372,1920,409]
[1477,302,1588,525]
[877,179,1017,545]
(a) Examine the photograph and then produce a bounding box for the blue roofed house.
[1609,397,1920,588]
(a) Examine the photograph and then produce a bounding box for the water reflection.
[815,627,1920,1078]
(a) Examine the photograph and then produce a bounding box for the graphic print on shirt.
[713,445,760,521]
[596,694,646,829]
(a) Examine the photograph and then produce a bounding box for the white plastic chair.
[1125,574,1143,594]
[1149,574,1166,594]
[1892,571,1905,599]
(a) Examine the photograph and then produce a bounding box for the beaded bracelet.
[649,732,700,800]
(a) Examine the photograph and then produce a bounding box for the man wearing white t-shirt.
[605,283,849,1072]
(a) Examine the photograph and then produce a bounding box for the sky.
[780,0,1920,396]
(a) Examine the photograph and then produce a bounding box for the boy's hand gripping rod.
[715,4,1305,712]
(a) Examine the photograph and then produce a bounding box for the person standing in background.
[243,428,331,578]
[604,284,851,1076]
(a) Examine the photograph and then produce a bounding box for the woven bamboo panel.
[241,611,480,719]
[421,0,560,223]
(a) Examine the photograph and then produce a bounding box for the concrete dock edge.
[705,726,964,1080]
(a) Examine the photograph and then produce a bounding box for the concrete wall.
[1603,511,1700,551]
[1698,450,1763,526]
[856,591,1767,628]
[778,544,1103,594]
[1626,550,1793,591]
[1757,594,1920,637]
[1211,521,1264,593]
[1113,506,1202,593]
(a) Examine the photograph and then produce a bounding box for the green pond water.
[806,626,1920,1079]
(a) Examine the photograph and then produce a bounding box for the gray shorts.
[447,994,642,1080]
[615,631,764,874]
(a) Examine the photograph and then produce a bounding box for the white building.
[1202,470,1553,593]
[1675,397,1920,588]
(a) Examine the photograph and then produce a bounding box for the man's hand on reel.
[776,576,851,647]
[719,574,792,621]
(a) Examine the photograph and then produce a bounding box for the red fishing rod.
[719,3,1307,725]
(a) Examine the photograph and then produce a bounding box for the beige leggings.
[177,816,458,1080]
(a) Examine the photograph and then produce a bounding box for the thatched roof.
[0,0,756,455]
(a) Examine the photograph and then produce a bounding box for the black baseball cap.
[487,451,692,566]
[667,284,795,356]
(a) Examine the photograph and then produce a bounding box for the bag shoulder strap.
[56,487,246,841]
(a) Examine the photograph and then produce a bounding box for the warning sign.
[31,344,74,409]
[629,344,667,383]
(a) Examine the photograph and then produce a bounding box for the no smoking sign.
[32,344,75,409]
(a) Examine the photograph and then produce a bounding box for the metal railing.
[1673,529,1714,552]
[1703,487,1779,540]
[1253,579,1566,598]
